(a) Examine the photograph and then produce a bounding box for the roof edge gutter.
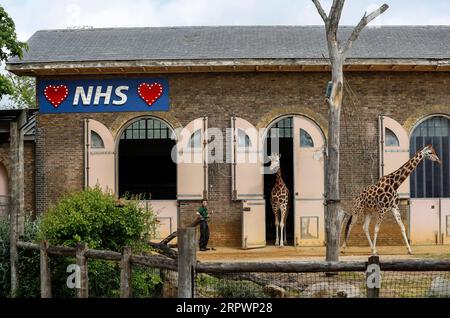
[6,58,450,76]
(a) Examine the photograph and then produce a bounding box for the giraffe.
[341,144,441,255]
[269,153,290,247]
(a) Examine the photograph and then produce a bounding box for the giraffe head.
[268,153,281,172]
[422,144,441,164]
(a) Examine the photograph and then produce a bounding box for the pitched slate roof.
[7,26,450,65]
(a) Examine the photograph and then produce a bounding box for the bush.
[0,216,41,298]
[1,187,163,298]
[0,216,10,297]
[38,187,156,251]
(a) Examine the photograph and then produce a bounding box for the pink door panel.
[231,117,264,200]
[138,200,177,243]
[441,199,450,245]
[85,119,115,194]
[379,116,410,198]
[295,200,325,246]
[177,117,208,200]
[410,199,440,245]
[242,199,266,249]
[293,117,325,246]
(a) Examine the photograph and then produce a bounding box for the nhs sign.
[38,78,170,113]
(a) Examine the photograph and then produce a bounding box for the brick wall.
[34,71,450,247]
[24,142,35,217]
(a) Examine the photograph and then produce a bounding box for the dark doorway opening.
[118,118,177,200]
[264,117,295,246]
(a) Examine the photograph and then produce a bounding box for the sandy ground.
[196,245,450,262]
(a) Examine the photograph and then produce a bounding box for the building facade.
[4,26,450,248]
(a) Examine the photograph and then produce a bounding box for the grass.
[195,274,269,298]
[195,271,450,298]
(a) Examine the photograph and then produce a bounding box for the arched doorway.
[117,117,178,240]
[118,117,177,199]
[409,115,450,245]
[264,117,295,245]
[264,115,325,246]
[0,163,8,217]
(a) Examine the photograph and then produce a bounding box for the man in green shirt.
[197,200,212,251]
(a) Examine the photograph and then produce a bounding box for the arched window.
[268,117,292,138]
[91,131,105,149]
[188,129,202,148]
[237,129,251,148]
[120,118,175,140]
[385,128,400,147]
[410,116,450,198]
[300,129,314,148]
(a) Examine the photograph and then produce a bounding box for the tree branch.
[312,0,328,23]
[328,0,346,35]
[342,4,389,55]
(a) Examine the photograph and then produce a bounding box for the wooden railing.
[11,227,450,298]
[16,240,177,298]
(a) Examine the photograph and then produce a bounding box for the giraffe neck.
[275,168,284,186]
[390,151,425,190]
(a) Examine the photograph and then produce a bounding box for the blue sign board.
[37,78,170,113]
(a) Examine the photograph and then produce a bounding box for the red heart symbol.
[44,85,69,108]
[138,83,163,106]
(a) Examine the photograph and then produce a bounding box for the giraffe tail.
[343,214,353,241]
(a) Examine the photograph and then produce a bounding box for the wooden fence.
[16,240,177,298]
[11,227,450,298]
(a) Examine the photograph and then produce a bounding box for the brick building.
[3,26,450,248]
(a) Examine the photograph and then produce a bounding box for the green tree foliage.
[5,74,35,109]
[0,5,28,99]
[0,217,41,298]
[38,187,157,251]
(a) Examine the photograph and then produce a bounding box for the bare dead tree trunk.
[312,0,388,261]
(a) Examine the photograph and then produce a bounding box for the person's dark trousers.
[199,220,210,249]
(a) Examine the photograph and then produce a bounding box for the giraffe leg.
[363,214,374,252]
[273,203,280,246]
[279,204,288,247]
[372,219,382,255]
[392,206,413,255]
[275,221,280,246]
[279,223,285,247]
[283,225,287,246]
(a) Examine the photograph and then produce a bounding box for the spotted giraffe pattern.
[269,154,290,247]
[342,144,441,255]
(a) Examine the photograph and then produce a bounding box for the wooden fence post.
[366,255,381,298]
[40,240,52,298]
[120,246,132,298]
[9,214,18,298]
[76,243,88,298]
[9,118,24,298]
[178,227,196,298]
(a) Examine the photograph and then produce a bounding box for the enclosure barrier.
[195,257,450,298]
[11,227,450,298]
[16,240,178,298]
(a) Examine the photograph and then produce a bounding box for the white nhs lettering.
[73,86,129,106]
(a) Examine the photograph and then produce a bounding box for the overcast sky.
[3,0,450,41]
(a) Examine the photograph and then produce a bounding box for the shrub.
[38,187,157,251]
[1,187,162,298]
[0,216,10,297]
[35,187,161,298]
[0,216,41,298]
